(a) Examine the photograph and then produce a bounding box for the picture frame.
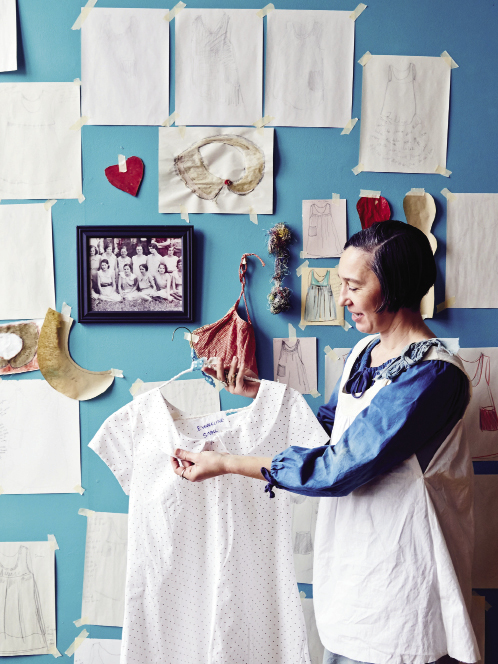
[77,225,194,323]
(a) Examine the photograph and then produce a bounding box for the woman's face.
[123,264,131,276]
[167,246,175,255]
[158,264,166,274]
[136,246,143,255]
[139,265,146,275]
[90,246,96,256]
[101,261,108,271]
[338,247,389,334]
[149,246,157,255]
[105,246,112,254]
[121,247,128,257]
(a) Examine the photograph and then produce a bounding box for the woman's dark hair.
[100,258,109,267]
[344,220,436,313]
[140,263,148,271]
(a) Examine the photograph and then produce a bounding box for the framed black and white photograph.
[77,226,194,323]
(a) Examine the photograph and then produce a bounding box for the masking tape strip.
[213,378,224,393]
[61,302,71,317]
[118,155,127,173]
[407,188,425,196]
[178,126,186,138]
[162,111,178,127]
[288,323,296,340]
[65,629,89,657]
[73,485,85,495]
[358,51,372,66]
[296,260,309,277]
[360,189,380,198]
[298,322,307,331]
[184,332,199,343]
[440,50,458,69]
[341,118,358,135]
[73,617,88,628]
[324,345,339,361]
[349,3,367,21]
[310,389,321,398]
[70,116,89,131]
[180,205,190,223]
[49,646,62,658]
[110,368,124,377]
[341,319,352,331]
[44,199,57,211]
[253,115,274,130]
[352,163,364,175]
[48,535,59,551]
[73,78,81,86]
[332,193,341,205]
[78,508,95,517]
[436,296,455,313]
[71,0,98,30]
[249,207,258,225]
[299,251,305,258]
[256,3,274,18]
[164,1,186,22]
[441,187,456,202]
[129,378,144,397]
[78,194,85,203]
[435,164,452,177]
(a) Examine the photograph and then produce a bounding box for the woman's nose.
[338,287,350,307]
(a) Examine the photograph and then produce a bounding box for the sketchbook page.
[265,10,353,128]
[0,83,82,199]
[273,338,317,395]
[0,379,80,493]
[300,267,344,327]
[132,378,220,416]
[0,541,56,656]
[0,319,42,376]
[472,475,498,588]
[290,494,319,582]
[0,0,17,72]
[445,194,498,308]
[324,348,351,403]
[82,512,128,627]
[82,8,169,126]
[75,638,122,664]
[0,205,55,320]
[159,127,273,214]
[301,598,325,664]
[358,55,450,173]
[302,199,346,258]
[175,8,262,126]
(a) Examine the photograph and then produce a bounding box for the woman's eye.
[349,287,358,292]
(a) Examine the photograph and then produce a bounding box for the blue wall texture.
[1,0,497,660]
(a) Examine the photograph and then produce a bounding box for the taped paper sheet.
[445,194,498,308]
[0,83,82,199]
[301,598,325,664]
[472,475,498,587]
[291,494,319,582]
[273,337,317,395]
[302,199,346,258]
[256,3,274,18]
[0,0,17,72]
[82,511,128,627]
[265,10,354,128]
[159,127,273,214]
[38,309,117,401]
[75,638,122,664]
[65,630,89,657]
[0,379,81,494]
[82,9,169,125]
[175,9,263,126]
[132,378,220,417]
[0,319,43,376]
[300,267,344,327]
[165,1,186,22]
[358,55,451,174]
[324,348,351,402]
[0,204,55,320]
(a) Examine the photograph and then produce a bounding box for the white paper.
[302,199,347,258]
[75,638,122,664]
[273,338,317,395]
[0,379,80,494]
[175,9,262,126]
[0,83,82,199]
[82,512,128,627]
[0,0,17,72]
[82,8,169,126]
[0,541,56,656]
[265,10,354,128]
[0,204,55,320]
[445,194,498,308]
[159,126,273,214]
[291,493,319,582]
[301,598,325,664]
[472,475,498,588]
[358,55,451,173]
[132,378,220,416]
[324,348,351,403]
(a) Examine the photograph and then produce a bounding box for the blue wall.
[1,0,498,660]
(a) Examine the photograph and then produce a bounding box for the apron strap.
[235,253,265,325]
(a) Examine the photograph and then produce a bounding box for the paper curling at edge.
[38,308,119,401]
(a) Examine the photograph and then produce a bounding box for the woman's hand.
[171,448,230,482]
[203,357,260,399]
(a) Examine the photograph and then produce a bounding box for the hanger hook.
[171,326,193,342]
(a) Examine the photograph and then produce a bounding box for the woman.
[118,263,140,300]
[163,245,181,292]
[136,263,156,301]
[171,221,479,664]
[117,246,132,277]
[132,244,147,277]
[96,259,121,302]
[153,262,172,301]
[89,245,101,295]
[102,243,118,275]
[146,242,162,277]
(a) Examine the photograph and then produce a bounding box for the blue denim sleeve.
[316,377,341,435]
[267,361,469,498]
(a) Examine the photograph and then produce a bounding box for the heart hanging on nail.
[356,196,391,230]
[105,156,144,196]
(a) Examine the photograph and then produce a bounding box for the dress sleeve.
[267,361,469,498]
[88,403,135,495]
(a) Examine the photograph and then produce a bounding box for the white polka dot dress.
[89,380,330,664]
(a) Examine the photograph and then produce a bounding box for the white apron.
[314,335,479,664]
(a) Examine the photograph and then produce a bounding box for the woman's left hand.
[171,448,230,482]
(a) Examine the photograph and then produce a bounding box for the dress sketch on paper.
[369,63,434,169]
[462,353,498,434]
[191,13,242,107]
[75,638,122,664]
[305,270,337,322]
[276,340,310,393]
[0,546,48,656]
[306,202,341,257]
[88,642,121,664]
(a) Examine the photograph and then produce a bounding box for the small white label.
[194,413,230,438]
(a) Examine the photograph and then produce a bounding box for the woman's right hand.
[203,356,260,399]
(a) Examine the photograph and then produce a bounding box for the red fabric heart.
[356,196,391,230]
[105,156,144,197]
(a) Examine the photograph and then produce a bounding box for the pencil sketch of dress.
[369,63,433,169]
[89,641,121,663]
[191,13,242,107]
[305,270,336,322]
[96,519,127,605]
[0,546,48,655]
[276,339,310,393]
[306,202,340,257]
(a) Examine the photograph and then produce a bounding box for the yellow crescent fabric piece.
[38,308,116,401]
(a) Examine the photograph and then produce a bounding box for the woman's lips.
[351,312,363,322]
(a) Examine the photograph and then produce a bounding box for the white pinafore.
[313,335,479,664]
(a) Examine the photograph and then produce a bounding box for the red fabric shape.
[105,156,144,197]
[192,254,265,376]
[356,196,391,230]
